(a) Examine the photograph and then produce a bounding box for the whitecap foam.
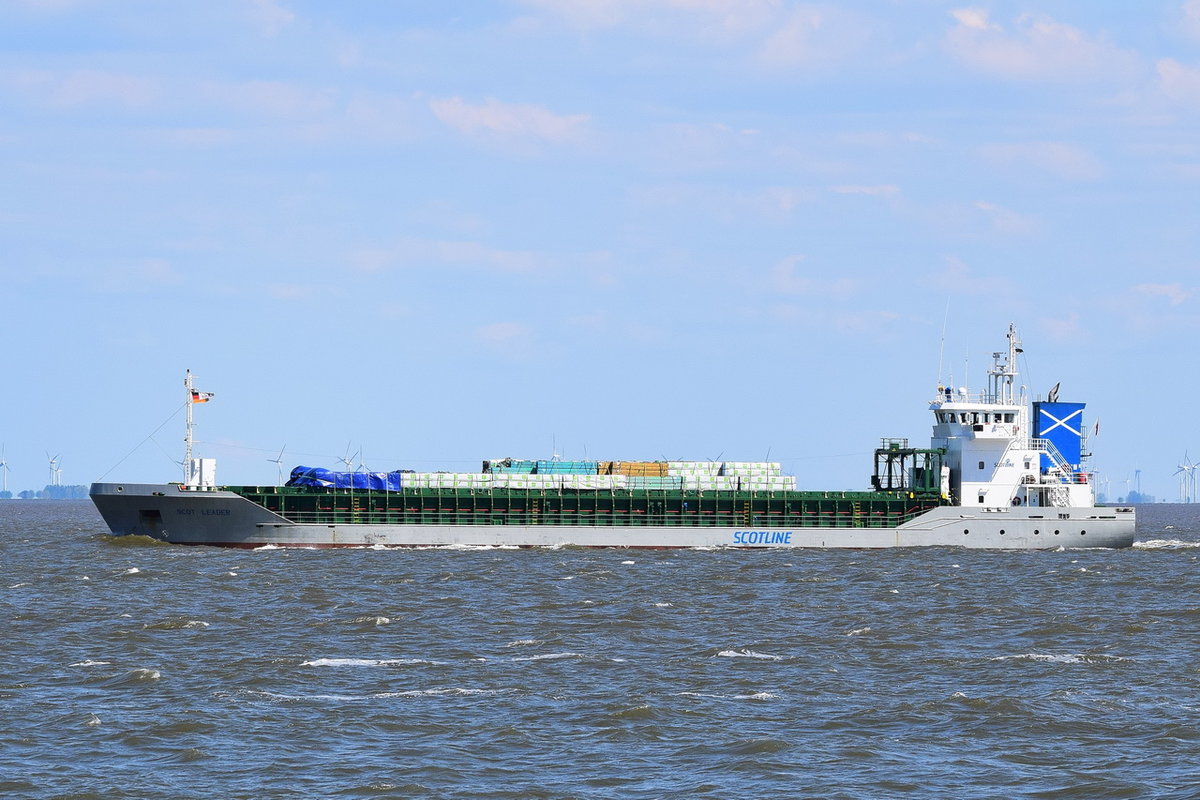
[373,687,501,698]
[86,714,102,727]
[511,652,582,662]
[254,544,280,551]
[621,560,635,565]
[352,616,391,626]
[122,567,140,575]
[301,657,445,667]
[250,690,366,702]
[69,660,112,667]
[654,602,673,608]
[678,690,777,701]
[505,639,542,648]
[1135,539,1200,549]
[991,652,1127,664]
[846,627,872,636]
[717,649,783,661]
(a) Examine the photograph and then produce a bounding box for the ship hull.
[90,483,1137,550]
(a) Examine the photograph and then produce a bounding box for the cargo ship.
[90,325,1135,549]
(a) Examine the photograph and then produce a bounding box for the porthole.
[1080,530,1086,536]
[1054,530,1060,535]
[999,529,1006,535]
[1034,529,1040,535]
[963,529,969,535]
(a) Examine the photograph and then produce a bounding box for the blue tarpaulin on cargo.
[287,466,404,490]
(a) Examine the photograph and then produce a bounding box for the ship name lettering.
[733,530,792,545]
[201,509,231,516]
[176,508,194,516]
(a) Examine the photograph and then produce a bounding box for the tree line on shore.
[0,485,89,500]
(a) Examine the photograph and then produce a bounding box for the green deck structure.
[226,484,949,529]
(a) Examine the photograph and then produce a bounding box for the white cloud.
[949,8,994,31]
[475,322,536,357]
[351,238,542,274]
[517,0,775,34]
[429,96,589,145]
[519,1,869,69]
[758,6,871,69]
[94,259,182,293]
[831,184,899,197]
[208,80,335,117]
[3,69,160,108]
[770,256,859,295]
[268,283,332,302]
[980,141,1105,181]
[975,201,1037,235]
[945,9,1137,82]
[1157,58,1200,106]
[1136,283,1191,305]
[477,321,531,342]
[249,0,295,37]
[1041,312,1083,341]
[1183,0,1200,42]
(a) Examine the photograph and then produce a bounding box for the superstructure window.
[978,461,985,470]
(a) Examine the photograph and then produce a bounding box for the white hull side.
[90,483,1136,550]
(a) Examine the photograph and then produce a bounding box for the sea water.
[2,501,1198,798]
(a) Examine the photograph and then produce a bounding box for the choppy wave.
[1135,538,1200,549]
[143,618,210,631]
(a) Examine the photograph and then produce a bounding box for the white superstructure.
[931,324,1092,510]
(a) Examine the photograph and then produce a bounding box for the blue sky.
[3,0,1199,501]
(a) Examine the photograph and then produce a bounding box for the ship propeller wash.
[91,325,1135,549]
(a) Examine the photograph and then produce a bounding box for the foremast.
[183,370,217,488]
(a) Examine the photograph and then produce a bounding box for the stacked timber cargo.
[384,458,800,492]
[720,461,796,491]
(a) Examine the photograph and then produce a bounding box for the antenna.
[936,297,950,385]
[269,445,287,485]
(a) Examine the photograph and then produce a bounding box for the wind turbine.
[47,452,61,487]
[268,445,287,485]
[1187,452,1200,504]
[0,446,9,493]
[339,442,360,472]
[1175,453,1195,503]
